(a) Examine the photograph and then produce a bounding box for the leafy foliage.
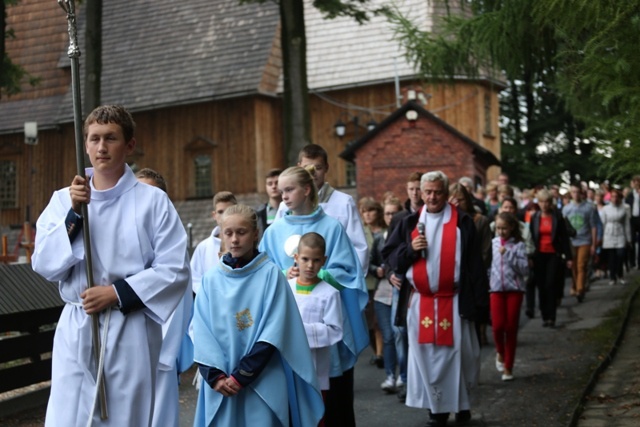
[1,54,39,97]
[533,0,640,181]
[312,0,375,23]
[386,0,637,187]
[1,0,39,99]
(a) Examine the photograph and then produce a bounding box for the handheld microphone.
[417,222,427,258]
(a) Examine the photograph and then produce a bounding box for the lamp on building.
[24,122,38,145]
[333,112,377,139]
[23,121,38,223]
[333,111,377,187]
[334,119,347,137]
[405,109,418,126]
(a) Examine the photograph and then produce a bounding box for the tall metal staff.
[58,0,108,420]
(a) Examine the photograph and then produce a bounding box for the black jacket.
[625,192,639,218]
[255,202,269,240]
[529,210,573,260]
[381,206,489,326]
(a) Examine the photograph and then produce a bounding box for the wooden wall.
[0,127,76,227]
[1,79,499,227]
[131,96,283,200]
[132,95,284,200]
[0,95,283,227]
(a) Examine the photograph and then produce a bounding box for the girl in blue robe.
[259,166,369,425]
[192,205,324,427]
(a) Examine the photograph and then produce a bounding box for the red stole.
[411,204,458,346]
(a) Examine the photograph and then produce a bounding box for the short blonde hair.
[299,232,326,255]
[498,184,514,197]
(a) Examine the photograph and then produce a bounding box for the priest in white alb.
[382,171,489,427]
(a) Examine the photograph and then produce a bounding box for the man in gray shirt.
[562,183,598,302]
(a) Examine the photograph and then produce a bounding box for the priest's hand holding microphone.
[390,222,427,291]
[412,222,428,258]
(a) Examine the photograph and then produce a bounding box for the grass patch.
[583,278,640,349]
[566,278,640,426]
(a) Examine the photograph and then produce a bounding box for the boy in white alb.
[288,232,343,392]
[32,106,190,427]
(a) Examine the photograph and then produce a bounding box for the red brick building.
[340,100,500,201]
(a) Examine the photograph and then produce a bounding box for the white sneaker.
[395,377,405,388]
[495,354,505,372]
[608,280,616,286]
[501,373,514,381]
[619,279,626,285]
[381,376,396,392]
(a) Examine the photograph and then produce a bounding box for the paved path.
[2,272,638,426]
[179,270,640,426]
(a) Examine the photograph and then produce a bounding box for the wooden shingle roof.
[4,0,70,99]
[0,0,502,134]
[304,0,427,91]
[0,264,62,316]
[1,0,280,133]
[55,0,281,122]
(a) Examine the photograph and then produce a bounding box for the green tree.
[385,0,596,188]
[532,0,640,181]
[1,0,38,99]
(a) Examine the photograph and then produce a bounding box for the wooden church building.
[0,0,504,244]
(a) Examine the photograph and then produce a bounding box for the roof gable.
[184,136,218,151]
[340,100,500,167]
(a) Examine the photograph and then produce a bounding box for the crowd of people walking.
[356,171,637,426]
[30,104,640,427]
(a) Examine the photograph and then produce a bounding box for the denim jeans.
[391,288,408,382]
[374,301,396,378]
